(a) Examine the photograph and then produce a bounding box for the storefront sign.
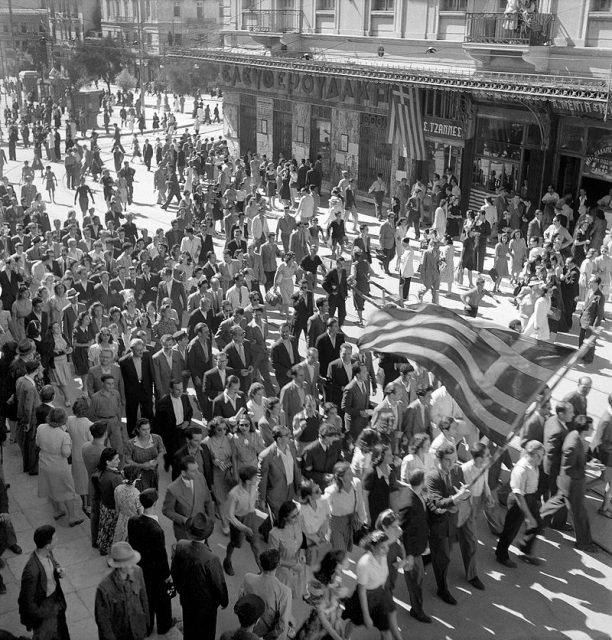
[583,127,612,182]
[423,118,463,141]
[549,98,607,118]
[220,64,389,108]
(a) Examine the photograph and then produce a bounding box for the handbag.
[547,306,561,321]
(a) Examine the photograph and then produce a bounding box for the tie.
[286,342,294,364]
[238,344,245,364]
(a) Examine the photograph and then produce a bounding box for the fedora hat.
[65,288,79,298]
[17,339,34,356]
[107,541,141,568]
[186,513,214,541]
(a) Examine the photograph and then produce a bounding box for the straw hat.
[107,542,141,568]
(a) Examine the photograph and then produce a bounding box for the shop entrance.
[239,94,257,156]
[310,105,332,186]
[273,99,292,162]
[357,113,391,192]
[581,176,612,204]
[557,155,581,198]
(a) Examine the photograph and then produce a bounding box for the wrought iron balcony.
[241,9,302,33]
[465,12,555,46]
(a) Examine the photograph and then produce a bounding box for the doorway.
[557,155,581,199]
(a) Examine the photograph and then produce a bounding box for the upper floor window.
[277,0,295,8]
[440,0,467,10]
[173,1,181,17]
[316,0,335,9]
[196,1,204,18]
[591,0,612,10]
[372,0,393,10]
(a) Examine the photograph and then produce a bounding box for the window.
[316,0,335,9]
[591,0,612,10]
[440,0,467,10]
[196,1,204,18]
[424,90,460,121]
[277,0,294,8]
[173,32,182,44]
[146,32,152,45]
[372,0,393,10]
[173,2,181,17]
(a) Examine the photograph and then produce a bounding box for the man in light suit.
[223,325,254,394]
[271,322,300,390]
[279,366,307,430]
[162,455,215,540]
[298,347,321,401]
[257,426,301,519]
[341,362,371,441]
[152,333,183,400]
[87,348,125,406]
[578,275,605,361]
[186,322,213,414]
[245,305,276,397]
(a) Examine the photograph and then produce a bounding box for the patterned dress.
[112,482,142,544]
[125,434,166,490]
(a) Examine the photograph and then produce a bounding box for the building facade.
[173,0,612,208]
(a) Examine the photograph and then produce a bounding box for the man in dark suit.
[25,296,49,337]
[258,426,301,519]
[157,267,188,318]
[135,262,159,309]
[399,469,433,624]
[341,362,371,441]
[315,318,345,379]
[224,325,254,394]
[307,298,329,348]
[202,352,228,420]
[109,265,135,309]
[61,289,86,345]
[171,425,214,489]
[171,513,228,640]
[322,256,348,327]
[562,377,591,423]
[279,366,307,431]
[155,380,194,467]
[73,268,96,307]
[245,306,276,397]
[127,489,174,635]
[162,456,214,541]
[186,322,213,414]
[404,386,434,441]
[215,305,244,351]
[18,524,69,640]
[425,444,471,606]
[187,297,214,340]
[527,209,544,244]
[291,280,314,343]
[301,424,343,490]
[325,342,353,410]
[212,375,247,419]
[93,271,112,310]
[119,338,155,434]
[271,322,300,390]
[579,275,605,360]
[0,258,23,310]
[142,139,154,171]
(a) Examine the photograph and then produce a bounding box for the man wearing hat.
[94,541,150,640]
[171,513,228,640]
[61,288,85,346]
[220,594,265,640]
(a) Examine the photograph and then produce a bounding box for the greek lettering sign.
[550,98,607,118]
[219,64,389,108]
[423,118,463,140]
[583,128,612,182]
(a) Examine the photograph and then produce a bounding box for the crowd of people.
[0,82,609,640]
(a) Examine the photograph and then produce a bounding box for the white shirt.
[277,445,294,485]
[226,284,250,310]
[180,476,193,491]
[180,235,201,259]
[399,249,415,278]
[356,551,389,589]
[461,459,490,499]
[342,360,352,381]
[171,395,184,425]
[510,457,539,495]
[299,499,331,535]
[35,550,56,597]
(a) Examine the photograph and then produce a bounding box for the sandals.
[597,507,612,519]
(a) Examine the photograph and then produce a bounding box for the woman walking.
[72,311,94,392]
[112,465,142,543]
[268,500,306,599]
[124,418,165,490]
[205,416,235,535]
[47,322,74,407]
[93,448,123,555]
[66,398,93,514]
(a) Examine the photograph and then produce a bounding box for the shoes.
[221,525,230,536]
[551,523,574,532]
[575,544,599,553]
[0,558,4,569]
[597,508,612,520]
[495,557,517,568]
[469,577,485,590]
[437,590,457,605]
[0,581,6,595]
[69,519,84,528]
[53,512,66,521]
[223,558,235,576]
[8,544,22,555]
[519,555,544,566]
[409,610,432,623]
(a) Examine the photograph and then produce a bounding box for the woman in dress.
[440,235,455,296]
[48,282,69,326]
[298,479,331,572]
[88,327,117,366]
[258,397,282,447]
[47,321,73,406]
[93,447,123,554]
[246,382,267,423]
[432,199,447,240]
[400,433,435,482]
[342,530,401,640]
[350,248,372,327]
[205,416,235,535]
[509,229,527,283]
[274,252,298,320]
[124,418,166,491]
[72,311,94,391]
[459,213,477,287]
[351,429,382,480]
[363,445,398,527]
[323,461,368,552]
[296,550,349,640]
[66,398,93,514]
[10,285,32,341]
[112,464,143,544]
[36,407,84,526]
[492,233,510,293]
[152,303,178,345]
[523,285,552,341]
[268,500,306,599]
[231,414,265,472]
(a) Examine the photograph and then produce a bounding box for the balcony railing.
[241,9,301,33]
[465,12,555,46]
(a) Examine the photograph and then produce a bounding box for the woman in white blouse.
[298,479,331,571]
[322,462,368,552]
[400,433,436,483]
[246,382,266,424]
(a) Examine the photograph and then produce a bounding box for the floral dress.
[125,434,166,490]
[205,435,235,504]
[275,262,298,305]
[112,482,142,544]
[493,242,510,278]
[296,577,348,640]
[269,521,306,598]
[231,431,265,470]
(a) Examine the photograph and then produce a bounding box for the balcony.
[241,9,301,34]
[465,12,555,46]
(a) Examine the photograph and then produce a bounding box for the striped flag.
[358,305,575,444]
[387,85,427,162]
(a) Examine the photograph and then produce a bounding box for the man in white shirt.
[295,188,315,223]
[226,273,250,311]
[180,227,202,263]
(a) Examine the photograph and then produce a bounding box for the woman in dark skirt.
[459,212,477,287]
[363,444,398,527]
[72,311,95,391]
[342,530,402,640]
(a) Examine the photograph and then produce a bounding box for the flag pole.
[463,328,602,491]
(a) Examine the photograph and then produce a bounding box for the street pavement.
[0,89,611,639]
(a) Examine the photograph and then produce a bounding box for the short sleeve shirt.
[356,552,389,589]
[510,457,539,496]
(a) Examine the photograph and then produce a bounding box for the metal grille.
[358,114,391,192]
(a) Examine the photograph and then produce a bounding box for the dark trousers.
[428,533,451,593]
[404,554,425,615]
[476,242,487,273]
[90,494,100,547]
[16,421,38,474]
[327,294,346,327]
[8,143,16,160]
[546,472,568,529]
[264,271,275,290]
[380,247,395,273]
[496,493,541,560]
[579,327,595,363]
[162,186,181,208]
[0,517,18,554]
[540,477,592,547]
[145,576,173,634]
[400,277,412,300]
[182,605,217,640]
[126,396,154,434]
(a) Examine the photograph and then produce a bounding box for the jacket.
[258,442,301,516]
[152,349,183,399]
[543,415,569,479]
[162,472,214,540]
[127,513,170,585]
[425,468,457,538]
[322,268,348,300]
[399,486,429,556]
[270,338,300,388]
[341,377,371,439]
